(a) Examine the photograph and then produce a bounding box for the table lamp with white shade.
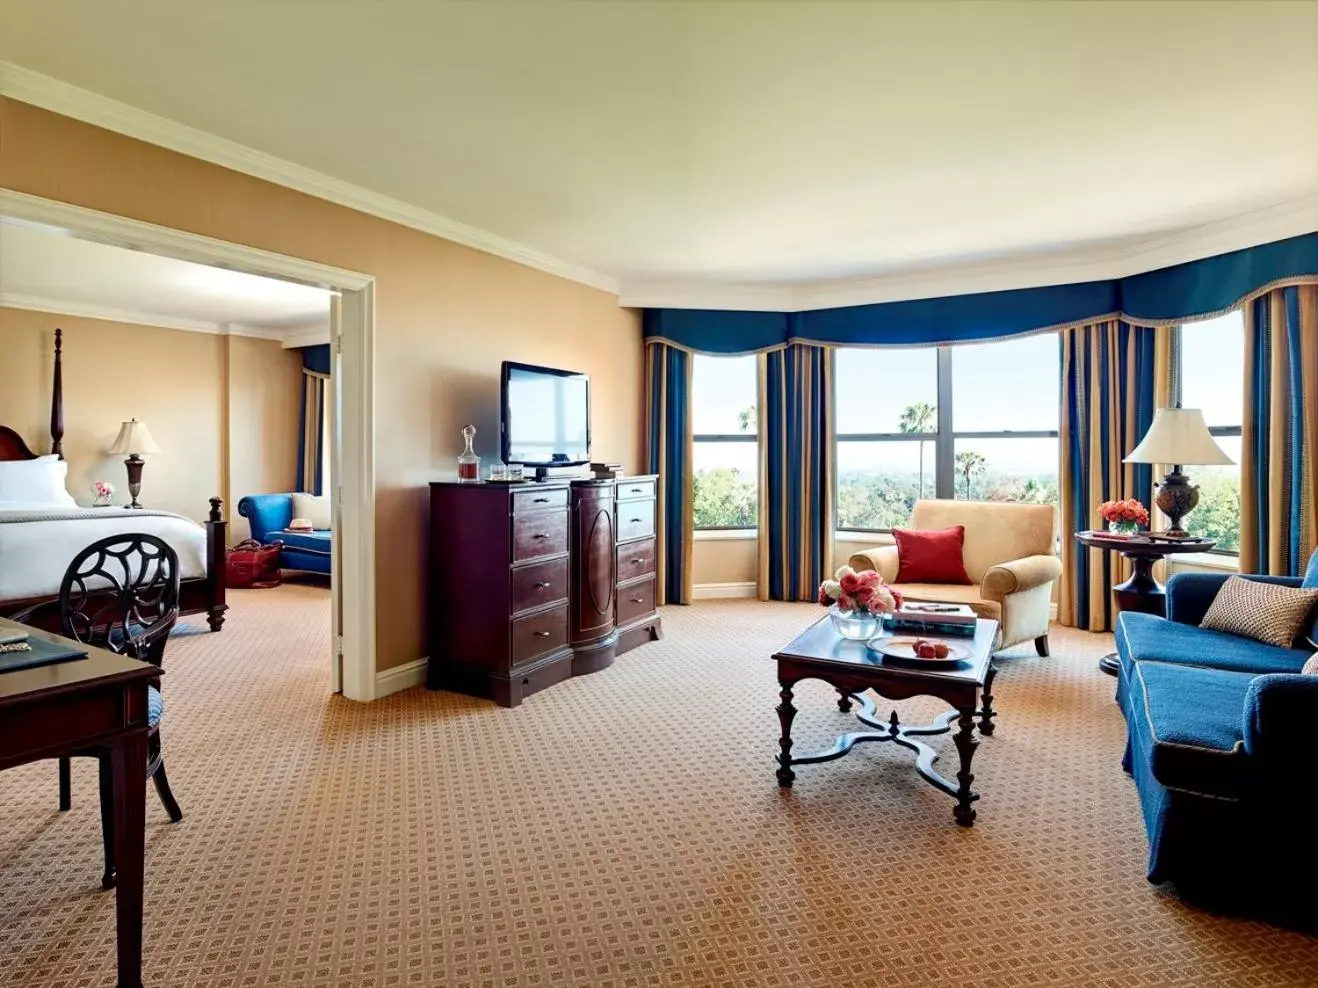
[1124,407,1234,538]
[106,418,161,509]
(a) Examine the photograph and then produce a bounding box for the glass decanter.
[457,425,481,482]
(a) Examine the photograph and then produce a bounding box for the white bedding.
[0,507,207,600]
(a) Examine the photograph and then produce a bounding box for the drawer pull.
[630,517,643,523]
[630,557,644,564]
[629,596,646,604]
[629,487,644,494]
[534,497,550,503]
[534,630,552,638]
[535,581,552,588]
[533,533,549,540]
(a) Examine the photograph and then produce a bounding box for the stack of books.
[590,461,625,480]
[888,602,978,638]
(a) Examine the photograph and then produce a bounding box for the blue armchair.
[236,493,331,575]
[1114,553,1318,919]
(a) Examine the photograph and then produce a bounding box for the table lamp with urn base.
[1124,406,1235,537]
[106,419,161,509]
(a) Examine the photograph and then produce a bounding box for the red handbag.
[226,539,283,589]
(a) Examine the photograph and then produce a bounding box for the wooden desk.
[0,617,158,988]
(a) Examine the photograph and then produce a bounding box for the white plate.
[868,637,974,665]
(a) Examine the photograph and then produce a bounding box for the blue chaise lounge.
[1114,552,1318,919]
[236,493,331,575]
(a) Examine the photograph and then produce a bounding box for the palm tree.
[955,450,987,500]
[899,402,936,497]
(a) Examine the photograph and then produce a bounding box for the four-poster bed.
[0,329,228,631]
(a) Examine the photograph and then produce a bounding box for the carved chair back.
[58,534,180,668]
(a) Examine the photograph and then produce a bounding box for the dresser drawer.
[616,479,656,501]
[512,604,568,665]
[511,556,569,615]
[616,537,656,584]
[617,499,655,542]
[513,487,569,513]
[513,509,568,561]
[617,578,657,626]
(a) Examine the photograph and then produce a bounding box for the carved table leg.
[979,662,998,737]
[836,689,853,714]
[776,683,797,788]
[952,707,979,827]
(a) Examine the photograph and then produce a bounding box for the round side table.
[1073,531,1215,676]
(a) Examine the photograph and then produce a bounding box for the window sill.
[835,531,896,546]
[694,528,758,541]
[1166,551,1239,572]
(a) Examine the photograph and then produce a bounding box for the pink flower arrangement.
[92,480,114,499]
[818,566,902,616]
[1099,498,1149,527]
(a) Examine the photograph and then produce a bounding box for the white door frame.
[0,189,378,701]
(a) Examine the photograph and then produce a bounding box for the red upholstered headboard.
[0,327,64,461]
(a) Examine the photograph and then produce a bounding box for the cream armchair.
[849,499,1062,654]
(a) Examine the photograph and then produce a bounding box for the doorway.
[0,189,377,700]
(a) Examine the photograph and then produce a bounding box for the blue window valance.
[300,343,332,374]
[643,231,1318,354]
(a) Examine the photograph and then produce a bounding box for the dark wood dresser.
[427,475,663,706]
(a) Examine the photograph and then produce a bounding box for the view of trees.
[836,403,1059,531]
[1184,473,1241,553]
[693,404,757,528]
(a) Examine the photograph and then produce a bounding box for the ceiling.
[0,220,332,340]
[1,1,1316,307]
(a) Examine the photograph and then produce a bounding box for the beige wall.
[226,335,303,540]
[0,307,301,535]
[0,97,645,673]
[692,539,757,587]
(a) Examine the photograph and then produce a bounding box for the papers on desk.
[0,631,88,674]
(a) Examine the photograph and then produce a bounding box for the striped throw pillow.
[1200,577,1318,648]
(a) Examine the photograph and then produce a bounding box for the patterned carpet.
[1,585,1315,987]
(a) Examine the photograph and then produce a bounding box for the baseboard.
[692,581,758,600]
[375,657,427,698]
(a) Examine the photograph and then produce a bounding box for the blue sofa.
[1114,553,1318,918]
[236,493,331,575]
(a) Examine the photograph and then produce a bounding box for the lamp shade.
[1124,408,1233,466]
[106,418,162,456]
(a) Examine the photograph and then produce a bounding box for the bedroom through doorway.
[0,191,377,699]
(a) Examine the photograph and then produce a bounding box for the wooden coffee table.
[773,616,999,826]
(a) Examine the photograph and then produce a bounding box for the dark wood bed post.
[206,497,229,632]
[50,328,65,458]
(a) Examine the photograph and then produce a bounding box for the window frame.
[1174,319,1244,557]
[835,344,1060,534]
[691,355,760,532]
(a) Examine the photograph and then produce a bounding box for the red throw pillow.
[893,526,972,585]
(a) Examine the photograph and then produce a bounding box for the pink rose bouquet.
[818,566,902,616]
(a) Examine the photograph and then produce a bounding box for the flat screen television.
[500,361,591,479]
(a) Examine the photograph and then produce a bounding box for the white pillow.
[291,492,331,530]
[1303,653,1318,675]
[0,459,77,507]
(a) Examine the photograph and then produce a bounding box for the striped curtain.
[1058,321,1163,631]
[297,369,328,495]
[645,342,693,605]
[1240,284,1318,575]
[758,344,834,601]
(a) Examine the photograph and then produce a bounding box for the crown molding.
[278,324,333,349]
[0,292,328,344]
[0,62,621,296]
[619,194,1318,311]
